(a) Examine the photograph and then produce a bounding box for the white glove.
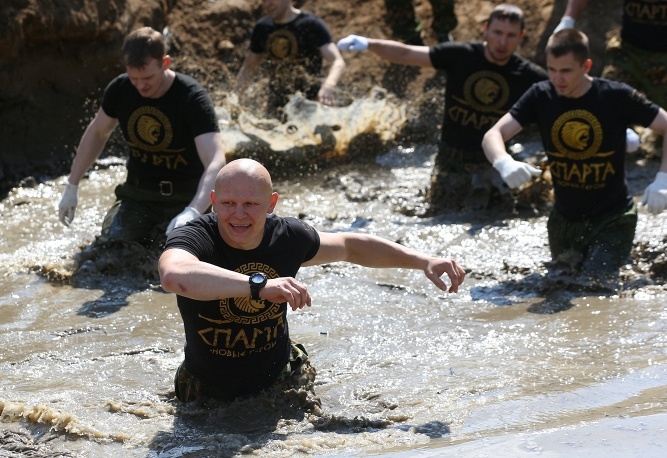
[554,16,575,34]
[626,128,640,153]
[166,206,200,235]
[642,171,667,215]
[492,155,542,189]
[337,35,369,52]
[58,183,79,226]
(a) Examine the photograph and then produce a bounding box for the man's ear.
[210,190,216,205]
[268,192,279,213]
[162,55,171,70]
[584,58,593,73]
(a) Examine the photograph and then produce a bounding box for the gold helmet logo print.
[462,71,510,112]
[551,110,603,160]
[127,107,173,152]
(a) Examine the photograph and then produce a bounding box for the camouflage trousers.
[385,0,457,43]
[101,182,194,245]
[602,36,667,107]
[547,203,638,274]
[174,342,309,403]
[426,145,513,214]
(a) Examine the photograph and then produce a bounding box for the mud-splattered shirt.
[249,11,333,105]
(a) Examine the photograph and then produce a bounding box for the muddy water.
[1,145,666,457]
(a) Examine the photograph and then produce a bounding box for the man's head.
[211,159,279,250]
[263,0,297,23]
[487,3,526,30]
[545,29,593,97]
[122,27,171,98]
[122,27,167,68]
[483,4,526,65]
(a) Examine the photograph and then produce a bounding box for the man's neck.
[274,7,300,24]
[155,69,176,98]
[482,43,512,67]
[564,75,593,99]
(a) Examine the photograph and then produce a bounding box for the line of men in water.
[55,0,667,403]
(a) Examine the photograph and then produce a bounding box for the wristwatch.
[249,272,267,300]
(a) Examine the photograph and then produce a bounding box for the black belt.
[127,177,199,196]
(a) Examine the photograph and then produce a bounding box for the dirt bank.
[0,0,623,193]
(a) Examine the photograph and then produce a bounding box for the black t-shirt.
[102,73,219,184]
[429,42,547,149]
[164,212,320,397]
[621,0,667,52]
[249,11,332,99]
[510,78,659,220]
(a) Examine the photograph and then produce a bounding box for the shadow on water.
[471,261,625,315]
[36,231,167,318]
[71,236,167,318]
[73,276,167,319]
[470,234,667,315]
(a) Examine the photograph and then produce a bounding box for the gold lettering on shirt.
[548,109,617,190]
[625,1,667,25]
[195,263,285,356]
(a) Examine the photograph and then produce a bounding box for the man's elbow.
[159,268,176,293]
[481,130,495,159]
[337,58,346,71]
[158,260,180,294]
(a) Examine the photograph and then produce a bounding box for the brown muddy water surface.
[1,145,666,457]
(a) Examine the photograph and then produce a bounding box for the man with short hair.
[159,158,466,402]
[58,27,226,244]
[338,4,548,213]
[554,0,667,106]
[234,0,346,115]
[482,29,667,276]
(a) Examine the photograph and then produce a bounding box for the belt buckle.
[159,181,173,196]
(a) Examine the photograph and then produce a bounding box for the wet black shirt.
[164,213,320,397]
[102,73,219,185]
[429,42,547,149]
[510,78,659,220]
[250,12,332,102]
[621,0,667,52]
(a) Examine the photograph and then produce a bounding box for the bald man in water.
[159,158,466,402]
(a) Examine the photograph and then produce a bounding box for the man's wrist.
[249,272,267,300]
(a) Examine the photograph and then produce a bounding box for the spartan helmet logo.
[551,109,603,160]
[127,106,173,151]
[137,115,162,145]
[561,120,590,151]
